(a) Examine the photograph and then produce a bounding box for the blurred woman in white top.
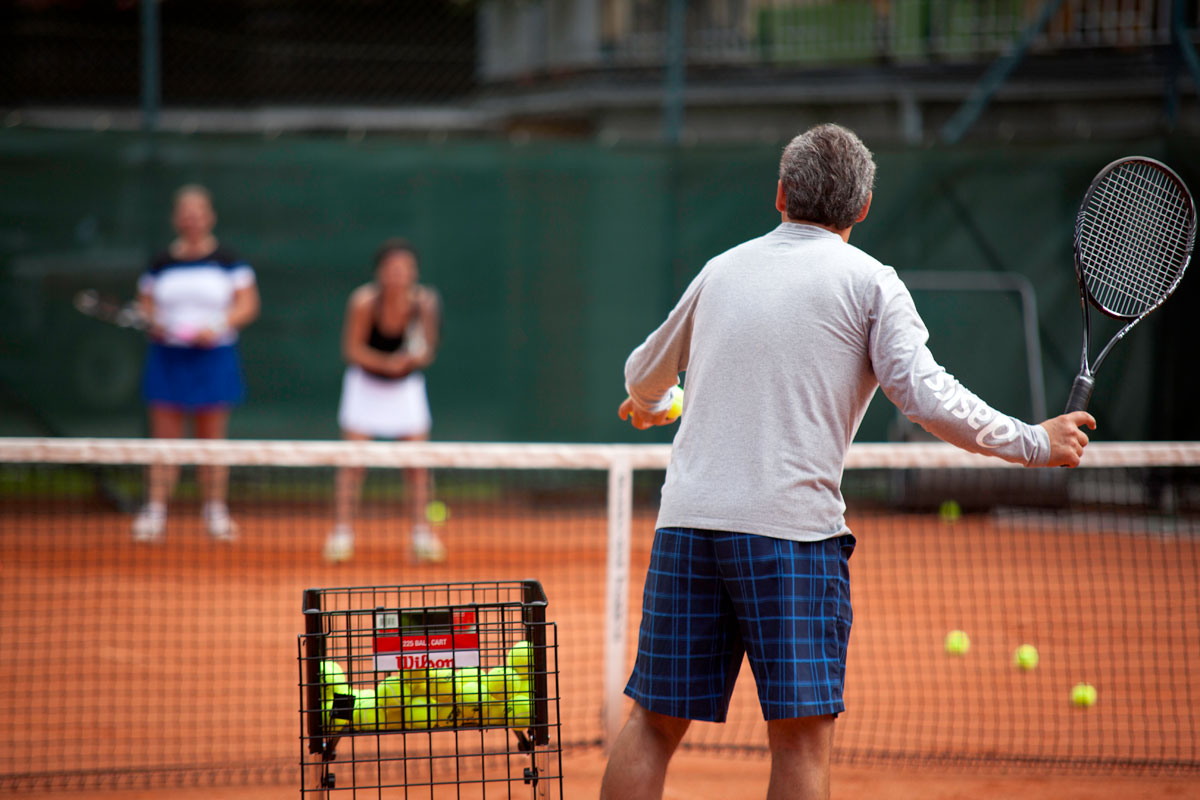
[131,185,260,542]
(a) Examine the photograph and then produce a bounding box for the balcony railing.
[481,0,1197,80]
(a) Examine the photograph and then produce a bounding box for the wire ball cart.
[299,580,563,798]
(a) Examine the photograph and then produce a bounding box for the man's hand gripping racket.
[1065,156,1196,413]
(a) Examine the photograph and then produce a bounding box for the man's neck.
[780,215,852,242]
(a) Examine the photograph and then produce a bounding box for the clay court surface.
[2,493,1197,798]
[10,754,1200,800]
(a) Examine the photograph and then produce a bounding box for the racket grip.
[1064,375,1095,413]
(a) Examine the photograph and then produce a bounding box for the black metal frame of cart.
[299,580,561,798]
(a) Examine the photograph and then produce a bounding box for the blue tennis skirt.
[142,343,245,410]
[625,527,855,723]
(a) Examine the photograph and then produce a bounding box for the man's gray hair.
[778,124,875,230]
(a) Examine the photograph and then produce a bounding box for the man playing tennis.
[602,123,1096,800]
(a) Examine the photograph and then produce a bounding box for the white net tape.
[0,437,1196,469]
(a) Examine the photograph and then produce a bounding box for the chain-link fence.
[5,1,1196,108]
[3,0,476,107]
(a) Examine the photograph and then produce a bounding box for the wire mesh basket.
[299,580,562,798]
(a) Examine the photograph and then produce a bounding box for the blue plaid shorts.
[625,527,855,722]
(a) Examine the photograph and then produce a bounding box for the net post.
[602,456,634,751]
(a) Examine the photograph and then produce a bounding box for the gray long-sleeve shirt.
[625,222,1050,542]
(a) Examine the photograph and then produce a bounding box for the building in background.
[3,0,1198,144]
[479,0,1200,143]
[1,0,1198,443]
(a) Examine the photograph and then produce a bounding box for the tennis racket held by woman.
[74,289,148,331]
[1066,156,1196,412]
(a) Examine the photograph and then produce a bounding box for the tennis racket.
[74,289,224,345]
[73,289,148,331]
[1065,156,1196,412]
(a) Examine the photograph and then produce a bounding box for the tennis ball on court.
[1070,683,1097,708]
[944,629,970,655]
[938,499,962,523]
[507,693,533,728]
[1013,644,1039,671]
[665,386,684,421]
[426,500,449,525]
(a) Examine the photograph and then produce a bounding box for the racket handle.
[1064,375,1095,413]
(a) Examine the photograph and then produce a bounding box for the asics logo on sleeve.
[923,373,1017,448]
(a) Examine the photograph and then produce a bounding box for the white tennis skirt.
[337,366,432,439]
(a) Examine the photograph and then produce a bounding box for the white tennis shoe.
[324,526,355,563]
[412,525,446,564]
[203,502,238,542]
[131,505,166,543]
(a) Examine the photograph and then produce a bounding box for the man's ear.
[776,180,788,214]
[856,192,872,224]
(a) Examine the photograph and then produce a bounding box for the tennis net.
[0,437,1196,789]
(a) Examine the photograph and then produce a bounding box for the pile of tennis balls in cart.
[320,641,535,733]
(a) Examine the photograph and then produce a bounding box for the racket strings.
[1078,161,1194,318]
[1084,170,1186,313]
[1082,165,1191,311]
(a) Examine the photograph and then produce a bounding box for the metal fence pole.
[663,0,686,144]
[140,0,160,132]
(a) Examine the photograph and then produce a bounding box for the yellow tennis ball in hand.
[666,386,684,421]
[944,630,970,655]
[1013,644,1039,671]
[1071,682,1097,708]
